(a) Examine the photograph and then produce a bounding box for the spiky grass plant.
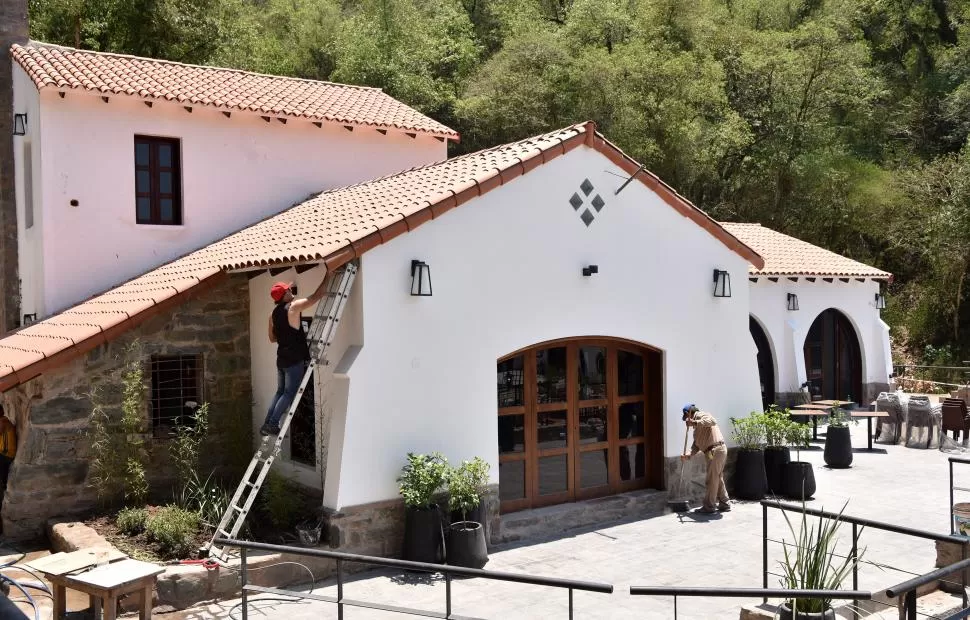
[779,501,863,614]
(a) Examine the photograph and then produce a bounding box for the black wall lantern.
[713,269,731,298]
[12,113,26,136]
[582,265,599,277]
[787,293,799,311]
[875,292,886,310]
[410,260,432,296]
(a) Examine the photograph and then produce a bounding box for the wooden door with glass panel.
[497,339,661,512]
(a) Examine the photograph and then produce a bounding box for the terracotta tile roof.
[720,223,891,280]
[10,42,458,139]
[0,121,761,392]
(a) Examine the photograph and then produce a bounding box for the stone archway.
[750,316,775,410]
[803,309,863,402]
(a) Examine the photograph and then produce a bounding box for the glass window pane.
[136,197,151,222]
[578,346,606,400]
[619,402,645,439]
[158,143,173,167]
[499,461,525,501]
[160,198,174,223]
[136,170,151,193]
[536,347,567,403]
[538,454,568,495]
[579,405,607,443]
[497,356,524,408]
[498,415,525,454]
[580,449,609,488]
[618,350,644,396]
[160,171,173,194]
[619,443,645,481]
[135,142,149,166]
[536,410,566,449]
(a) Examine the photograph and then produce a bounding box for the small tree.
[398,452,448,509]
[785,421,812,461]
[447,457,490,522]
[120,342,149,506]
[730,414,766,451]
[87,386,124,506]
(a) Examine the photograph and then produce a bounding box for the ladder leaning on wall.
[202,262,358,562]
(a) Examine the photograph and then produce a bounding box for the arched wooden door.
[497,338,663,513]
[750,317,775,410]
[803,309,862,402]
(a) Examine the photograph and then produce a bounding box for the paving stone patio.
[171,421,967,619]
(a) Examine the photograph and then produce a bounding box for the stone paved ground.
[171,422,969,620]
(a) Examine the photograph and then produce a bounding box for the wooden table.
[791,404,833,440]
[852,410,891,451]
[814,400,856,408]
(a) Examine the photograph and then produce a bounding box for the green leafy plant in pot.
[445,457,490,568]
[823,408,855,469]
[763,406,794,495]
[398,452,448,563]
[782,422,815,500]
[777,501,863,619]
[730,413,766,500]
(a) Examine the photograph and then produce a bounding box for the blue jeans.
[263,362,307,429]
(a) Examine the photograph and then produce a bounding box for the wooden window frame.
[134,135,182,225]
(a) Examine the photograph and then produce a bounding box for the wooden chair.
[942,398,970,442]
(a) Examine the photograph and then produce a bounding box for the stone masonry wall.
[1,274,252,539]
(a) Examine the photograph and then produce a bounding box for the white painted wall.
[11,63,44,321]
[321,146,763,509]
[30,90,445,316]
[748,279,891,400]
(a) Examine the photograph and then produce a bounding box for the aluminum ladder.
[203,262,357,561]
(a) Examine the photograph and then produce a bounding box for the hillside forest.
[28,0,970,375]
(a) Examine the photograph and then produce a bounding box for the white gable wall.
[27,88,445,317]
[11,63,44,320]
[323,146,763,509]
[748,279,891,400]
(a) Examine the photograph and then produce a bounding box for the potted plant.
[398,452,448,563]
[777,501,863,619]
[730,414,766,500]
[445,457,490,568]
[823,408,854,469]
[783,422,816,500]
[763,406,793,495]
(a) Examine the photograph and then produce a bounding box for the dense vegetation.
[28,0,970,364]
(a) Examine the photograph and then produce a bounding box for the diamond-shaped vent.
[591,194,605,212]
[580,179,594,196]
[580,209,594,227]
[569,193,583,210]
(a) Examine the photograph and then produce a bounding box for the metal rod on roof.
[614,164,646,195]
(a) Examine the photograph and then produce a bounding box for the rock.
[739,603,779,619]
[47,520,112,553]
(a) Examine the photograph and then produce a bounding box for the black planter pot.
[403,505,443,563]
[783,462,816,500]
[764,447,791,495]
[733,449,766,500]
[823,425,853,469]
[778,602,836,619]
[446,521,489,569]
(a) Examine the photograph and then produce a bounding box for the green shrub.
[447,457,490,521]
[146,505,201,557]
[398,452,448,508]
[729,414,766,451]
[261,471,303,530]
[116,507,148,535]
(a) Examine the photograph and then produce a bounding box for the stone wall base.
[664,450,739,504]
[936,540,970,593]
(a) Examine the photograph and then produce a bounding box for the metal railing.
[951,457,970,535]
[629,586,871,619]
[885,558,970,620]
[214,537,613,620]
[762,500,970,616]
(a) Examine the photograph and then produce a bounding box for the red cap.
[270,282,290,302]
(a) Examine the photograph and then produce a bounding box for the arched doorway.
[803,309,863,402]
[497,338,663,513]
[750,317,775,410]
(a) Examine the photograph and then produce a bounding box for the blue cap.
[682,403,696,414]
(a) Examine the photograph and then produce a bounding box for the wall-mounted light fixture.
[787,293,799,311]
[22,313,36,326]
[12,113,26,136]
[582,265,599,277]
[713,269,731,298]
[410,260,432,296]
[874,292,886,310]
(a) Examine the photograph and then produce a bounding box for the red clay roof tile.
[11,42,458,139]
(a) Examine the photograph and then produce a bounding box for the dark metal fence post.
[240,547,248,620]
[852,523,859,617]
[962,542,968,609]
[673,594,678,620]
[337,558,344,620]
[904,591,917,620]
[952,460,956,535]
[568,588,573,620]
[445,571,452,619]
[763,503,768,604]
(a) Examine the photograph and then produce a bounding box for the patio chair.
[942,398,970,443]
[906,396,936,449]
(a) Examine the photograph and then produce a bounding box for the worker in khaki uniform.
[680,403,730,514]
[0,405,15,516]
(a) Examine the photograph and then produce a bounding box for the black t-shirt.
[272,302,310,369]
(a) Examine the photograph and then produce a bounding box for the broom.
[667,426,691,512]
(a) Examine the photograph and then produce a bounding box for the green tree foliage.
[25,0,970,356]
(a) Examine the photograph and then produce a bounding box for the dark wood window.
[290,317,317,467]
[497,338,663,513]
[150,354,203,428]
[134,136,182,225]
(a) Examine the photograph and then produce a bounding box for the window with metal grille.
[150,355,203,428]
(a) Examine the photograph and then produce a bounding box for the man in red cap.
[260,279,330,436]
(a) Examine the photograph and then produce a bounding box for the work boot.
[696,506,717,514]
[259,424,275,437]
[718,501,732,512]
